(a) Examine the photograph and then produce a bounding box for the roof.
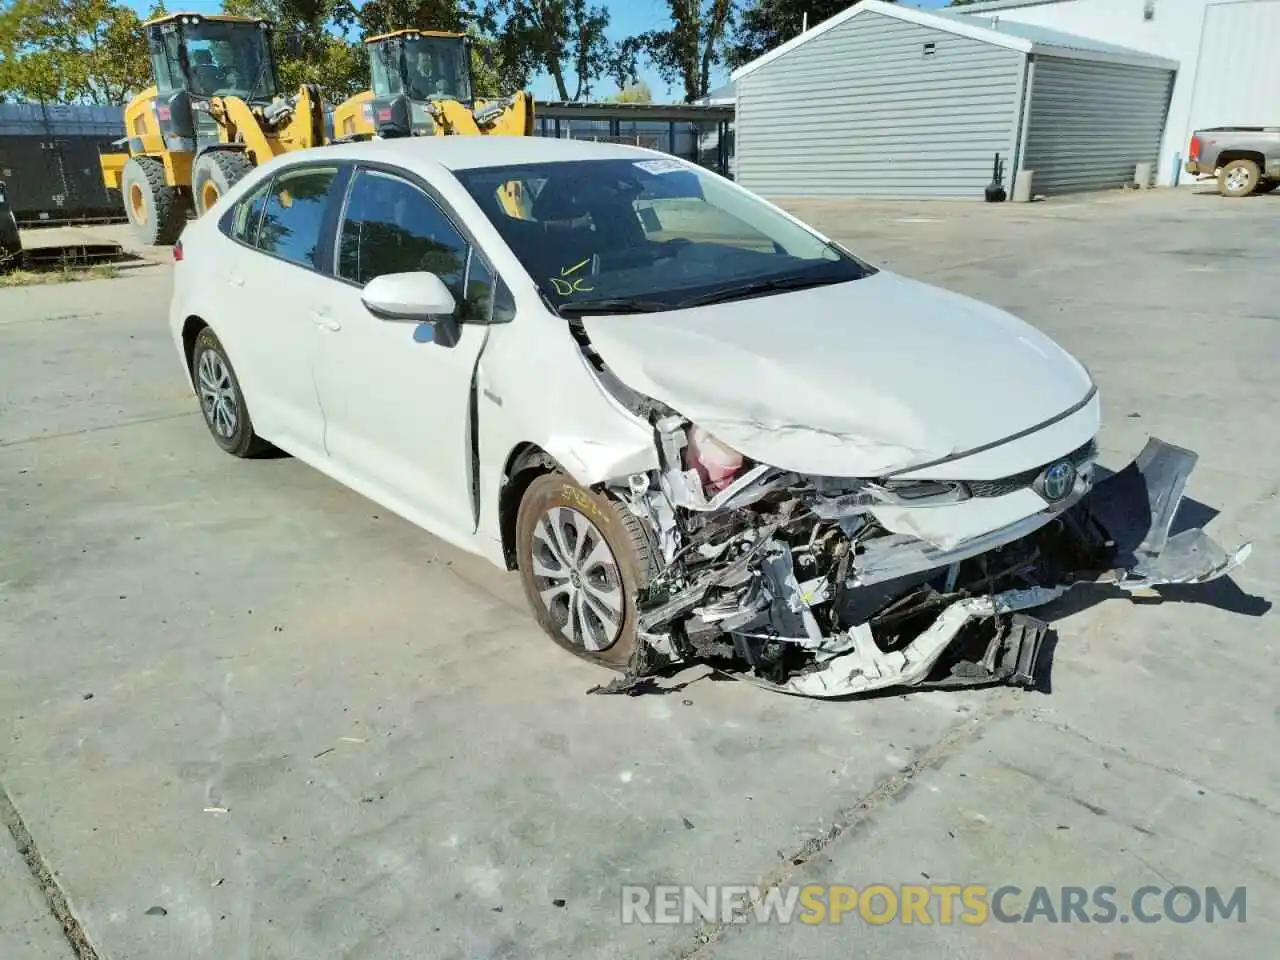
[142,12,266,27]
[730,0,1178,81]
[696,81,736,104]
[535,100,734,121]
[316,135,665,172]
[947,0,1071,11]
[365,29,466,43]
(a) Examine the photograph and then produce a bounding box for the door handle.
[310,311,341,332]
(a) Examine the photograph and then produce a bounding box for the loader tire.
[192,150,254,217]
[1217,158,1260,198]
[121,156,184,246]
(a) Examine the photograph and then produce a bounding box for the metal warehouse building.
[957,0,1280,187]
[730,0,1179,199]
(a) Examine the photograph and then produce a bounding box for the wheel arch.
[499,442,561,570]
[1217,150,1265,170]
[181,315,209,383]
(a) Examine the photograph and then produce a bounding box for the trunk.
[546,55,570,101]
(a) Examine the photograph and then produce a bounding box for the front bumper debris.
[603,436,1250,699]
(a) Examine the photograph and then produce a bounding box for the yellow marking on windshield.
[551,276,594,296]
[561,257,590,277]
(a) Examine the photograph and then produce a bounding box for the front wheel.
[192,151,254,217]
[190,327,270,458]
[515,473,660,670]
[121,156,184,245]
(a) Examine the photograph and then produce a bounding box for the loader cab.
[366,31,473,137]
[144,13,279,151]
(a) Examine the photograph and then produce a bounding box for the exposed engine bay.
[576,327,1252,698]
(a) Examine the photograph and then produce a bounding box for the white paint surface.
[957,0,1280,185]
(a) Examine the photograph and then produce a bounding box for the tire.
[192,150,254,217]
[121,156,184,245]
[1256,180,1279,195]
[515,472,660,670]
[190,327,270,458]
[1217,158,1261,198]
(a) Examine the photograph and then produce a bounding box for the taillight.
[173,240,183,262]
[1189,135,1201,161]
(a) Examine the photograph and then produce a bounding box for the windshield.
[183,22,276,100]
[452,158,874,314]
[403,36,472,102]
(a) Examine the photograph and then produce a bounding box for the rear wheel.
[190,327,270,458]
[515,473,660,670]
[1218,158,1261,197]
[192,150,254,217]
[121,156,184,246]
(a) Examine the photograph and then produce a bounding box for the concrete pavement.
[1,187,1276,959]
[0,805,73,959]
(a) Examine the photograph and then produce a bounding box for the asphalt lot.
[2,186,1277,959]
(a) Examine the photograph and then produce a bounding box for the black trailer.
[0,103,127,226]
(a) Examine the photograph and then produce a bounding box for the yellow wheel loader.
[99,13,325,246]
[332,30,534,141]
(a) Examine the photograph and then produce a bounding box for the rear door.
[217,161,345,459]
[311,165,500,539]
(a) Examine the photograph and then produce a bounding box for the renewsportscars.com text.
[620,884,1247,926]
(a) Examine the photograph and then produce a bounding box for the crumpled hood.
[582,270,1094,477]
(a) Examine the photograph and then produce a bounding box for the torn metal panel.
[617,429,1251,700]
[732,586,1067,698]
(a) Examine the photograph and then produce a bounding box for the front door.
[312,167,497,540]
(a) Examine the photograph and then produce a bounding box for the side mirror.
[361,272,461,346]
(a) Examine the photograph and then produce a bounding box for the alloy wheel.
[197,348,238,440]
[530,506,625,651]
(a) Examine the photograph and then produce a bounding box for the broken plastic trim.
[612,436,1251,699]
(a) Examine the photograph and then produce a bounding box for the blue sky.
[125,0,954,101]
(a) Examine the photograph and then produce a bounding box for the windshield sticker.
[634,158,686,175]
[550,258,595,296]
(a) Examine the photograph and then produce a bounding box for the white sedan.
[169,137,1248,697]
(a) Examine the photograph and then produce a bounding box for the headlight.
[686,425,745,492]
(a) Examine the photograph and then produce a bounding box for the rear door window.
[255,165,341,268]
[228,178,272,245]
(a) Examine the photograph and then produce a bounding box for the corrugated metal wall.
[1021,56,1175,194]
[1186,0,1280,131]
[735,11,1025,199]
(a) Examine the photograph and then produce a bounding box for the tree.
[222,0,367,103]
[0,0,162,104]
[467,28,507,98]
[623,0,734,103]
[610,79,652,103]
[728,0,894,69]
[484,0,631,101]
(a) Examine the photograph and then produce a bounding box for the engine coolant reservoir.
[686,426,744,492]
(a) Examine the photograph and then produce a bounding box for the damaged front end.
[602,415,1251,699]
